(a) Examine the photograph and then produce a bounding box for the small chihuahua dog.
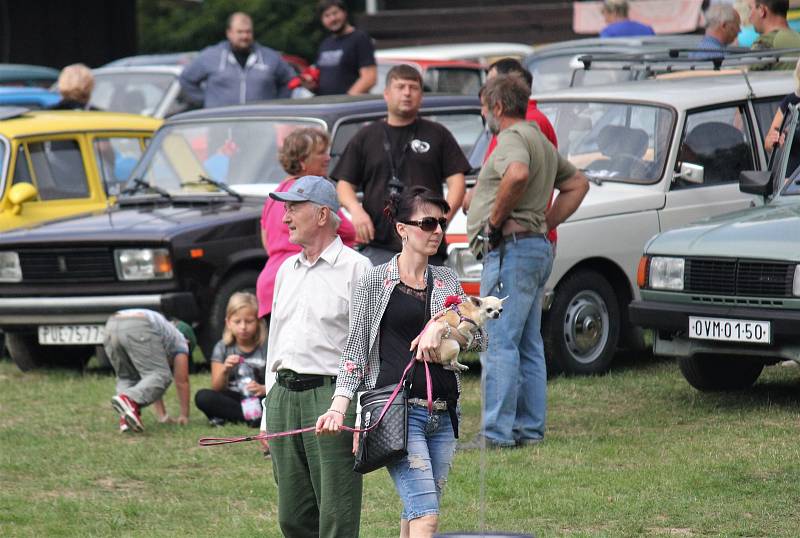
[435,295,507,371]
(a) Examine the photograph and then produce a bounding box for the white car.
[376,42,534,64]
[447,71,794,375]
[90,65,194,119]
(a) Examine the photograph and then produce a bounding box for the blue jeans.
[387,405,457,520]
[480,235,553,445]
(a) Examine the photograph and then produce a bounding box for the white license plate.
[688,316,771,344]
[38,325,105,345]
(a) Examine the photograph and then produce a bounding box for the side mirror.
[739,170,773,196]
[8,182,38,215]
[674,162,704,184]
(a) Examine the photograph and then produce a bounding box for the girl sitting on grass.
[195,292,268,430]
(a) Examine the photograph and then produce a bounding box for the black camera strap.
[382,119,418,192]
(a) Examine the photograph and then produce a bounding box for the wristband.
[328,409,345,416]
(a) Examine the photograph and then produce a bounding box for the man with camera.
[332,64,470,265]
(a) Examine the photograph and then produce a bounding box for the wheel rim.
[562,290,610,365]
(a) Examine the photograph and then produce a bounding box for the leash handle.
[198,357,427,447]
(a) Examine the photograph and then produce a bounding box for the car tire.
[94,345,113,370]
[543,269,620,376]
[678,355,764,391]
[5,333,93,371]
[6,333,41,371]
[202,270,259,360]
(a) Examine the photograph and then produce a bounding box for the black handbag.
[352,378,409,474]
[352,269,433,475]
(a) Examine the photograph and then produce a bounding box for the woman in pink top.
[257,128,356,318]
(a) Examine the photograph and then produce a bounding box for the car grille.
[685,258,795,297]
[19,248,116,282]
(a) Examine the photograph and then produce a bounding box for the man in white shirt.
[262,175,371,538]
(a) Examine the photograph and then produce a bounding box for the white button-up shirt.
[264,235,371,395]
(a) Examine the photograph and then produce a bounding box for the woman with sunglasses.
[317,186,483,538]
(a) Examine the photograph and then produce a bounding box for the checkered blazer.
[333,256,485,401]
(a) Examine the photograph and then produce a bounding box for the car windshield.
[91,73,175,115]
[127,119,323,194]
[538,100,674,184]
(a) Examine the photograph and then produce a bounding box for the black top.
[780,92,800,115]
[376,282,458,400]
[51,99,101,111]
[233,48,250,69]
[332,118,470,254]
[316,29,376,96]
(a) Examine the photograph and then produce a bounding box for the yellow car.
[0,109,160,232]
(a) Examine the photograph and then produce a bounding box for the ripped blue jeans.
[386,405,457,521]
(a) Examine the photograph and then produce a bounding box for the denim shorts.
[386,405,457,520]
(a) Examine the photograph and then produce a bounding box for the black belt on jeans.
[276,370,336,391]
[489,231,545,253]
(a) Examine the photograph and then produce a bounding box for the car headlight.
[447,246,482,281]
[0,252,22,282]
[648,256,684,291]
[115,248,173,280]
[794,265,800,297]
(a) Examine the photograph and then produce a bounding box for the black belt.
[276,370,337,392]
[488,231,546,253]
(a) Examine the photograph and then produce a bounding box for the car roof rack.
[571,47,800,96]
[576,47,800,71]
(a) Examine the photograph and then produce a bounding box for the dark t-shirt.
[316,29,376,96]
[780,93,800,115]
[376,282,458,400]
[332,118,470,253]
[210,340,268,394]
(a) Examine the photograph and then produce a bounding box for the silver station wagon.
[630,103,800,391]
[447,70,794,375]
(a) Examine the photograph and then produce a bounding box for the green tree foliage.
[138,0,325,62]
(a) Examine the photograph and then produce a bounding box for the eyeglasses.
[402,217,448,232]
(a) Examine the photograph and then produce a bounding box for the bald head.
[226,12,254,52]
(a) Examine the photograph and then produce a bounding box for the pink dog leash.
[198,357,432,447]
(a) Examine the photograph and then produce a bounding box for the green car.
[629,103,800,391]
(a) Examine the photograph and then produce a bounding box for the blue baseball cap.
[269,175,340,212]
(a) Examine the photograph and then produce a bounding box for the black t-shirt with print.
[376,282,458,401]
[331,118,470,254]
[316,29,376,96]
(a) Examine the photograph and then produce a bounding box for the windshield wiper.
[122,178,172,200]
[581,171,604,186]
[182,175,243,202]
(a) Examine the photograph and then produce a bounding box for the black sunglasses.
[402,217,448,232]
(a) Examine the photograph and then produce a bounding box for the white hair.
[705,3,738,28]
[311,202,341,230]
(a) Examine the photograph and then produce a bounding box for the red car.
[373,58,485,95]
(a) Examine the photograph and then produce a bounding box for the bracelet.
[328,409,345,416]
[440,320,452,340]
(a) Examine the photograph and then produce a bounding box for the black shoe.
[515,437,544,447]
[208,417,226,427]
[458,434,516,450]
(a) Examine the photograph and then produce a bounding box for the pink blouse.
[256,177,357,317]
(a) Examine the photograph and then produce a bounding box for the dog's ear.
[468,296,482,307]
[499,296,509,305]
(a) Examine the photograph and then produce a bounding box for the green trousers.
[266,376,362,538]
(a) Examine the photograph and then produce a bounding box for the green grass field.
[1,353,800,537]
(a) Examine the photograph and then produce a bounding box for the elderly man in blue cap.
[261,175,371,538]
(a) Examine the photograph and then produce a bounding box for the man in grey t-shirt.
[105,309,196,433]
[465,75,588,449]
